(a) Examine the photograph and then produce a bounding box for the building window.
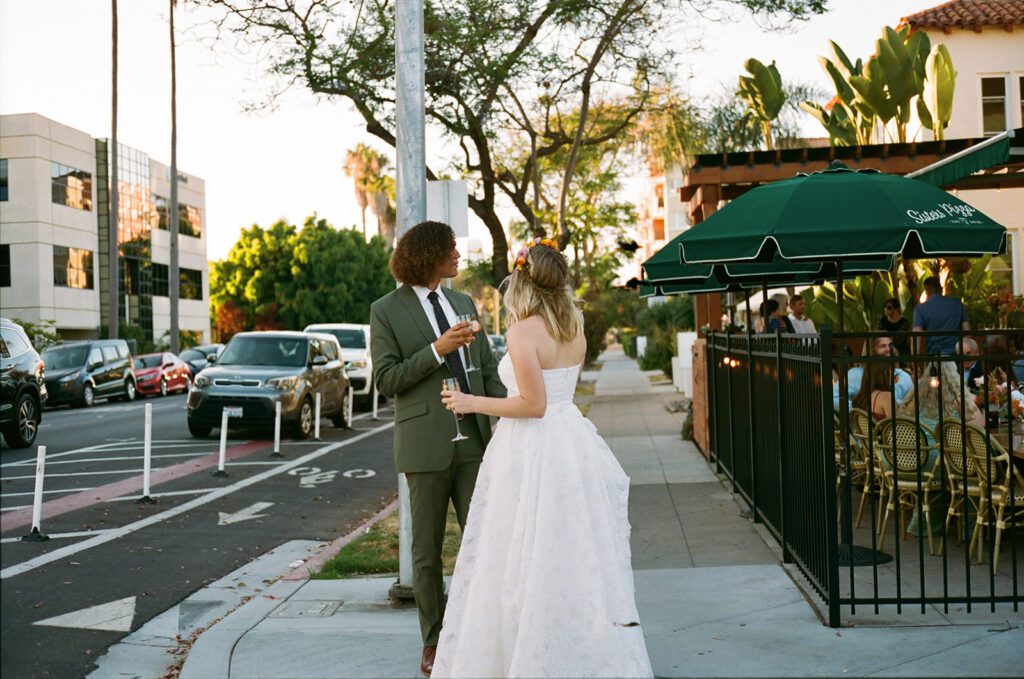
[53,246,94,289]
[653,218,665,241]
[0,159,8,202]
[152,195,202,238]
[151,263,203,300]
[0,244,10,287]
[981,76,1008,136]
[51,162,93,211]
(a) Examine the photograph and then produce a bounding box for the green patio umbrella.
[676,163,1007,265]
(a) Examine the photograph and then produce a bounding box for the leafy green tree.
[11,318,60,350]
[201,0,827,283]
[737,58,786,150]
[210,216,394,337]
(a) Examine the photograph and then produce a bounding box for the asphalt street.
[0,393,398,679]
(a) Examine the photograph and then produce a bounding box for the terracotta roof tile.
[902,0,1024,29]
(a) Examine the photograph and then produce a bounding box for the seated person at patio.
[958,337,981,384]
[912,277,970,356]
[833,336,913,410]
[788,293,816,334]
[852,363,896,422]
[759,299,785,333]
[877,297,910,357]
[893,361,985,537]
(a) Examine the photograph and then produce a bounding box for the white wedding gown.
[432,354,653,678]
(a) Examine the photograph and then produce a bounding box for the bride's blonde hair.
[504,243,583,343]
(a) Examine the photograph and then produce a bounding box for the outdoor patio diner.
[642,132,1024,627]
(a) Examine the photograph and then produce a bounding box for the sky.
[0,0,942,262]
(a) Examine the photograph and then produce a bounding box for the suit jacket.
[370,284,507,473]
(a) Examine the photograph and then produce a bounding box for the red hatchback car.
[133,352,191,397]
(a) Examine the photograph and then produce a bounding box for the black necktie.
[427,291,471,394]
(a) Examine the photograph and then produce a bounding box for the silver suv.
[185,331,349,439]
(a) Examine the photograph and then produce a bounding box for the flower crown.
[514,237,560,271]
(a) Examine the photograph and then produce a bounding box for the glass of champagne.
[458,313,480,372]
[443,378,469,442]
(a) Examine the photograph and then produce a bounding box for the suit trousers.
[405,413,485,646]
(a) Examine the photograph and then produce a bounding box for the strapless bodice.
[497,353,580,409]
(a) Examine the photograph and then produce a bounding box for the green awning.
[906,133,1012,187]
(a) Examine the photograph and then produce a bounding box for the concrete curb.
[282,498,398,581]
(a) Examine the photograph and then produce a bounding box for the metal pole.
[395,0,426,593]
[314,391,322,441]
[214,409,229,477]
[348,385,355,426]
[21,446,49,541]
[137,403,156,503]
[108,0,119,340]
[169,0,180,353]
[271,400,283,457]
[372,382,379,420]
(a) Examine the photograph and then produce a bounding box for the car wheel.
[2,394,40,448]
[187,417,212,438]
[123,379,137,402]
[159,379,168,397]
[332,391,350,429]
[81,383,96,408]
[293,398,313,440]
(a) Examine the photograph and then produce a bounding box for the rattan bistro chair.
[939,419,982,554]
[876,417,943,556]
[849,408,884,530]
[964,426,1024,575]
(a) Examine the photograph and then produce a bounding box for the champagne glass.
[443,378,469,442]
[458,313,480,372]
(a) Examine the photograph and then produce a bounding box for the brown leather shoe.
[421,645,437,677]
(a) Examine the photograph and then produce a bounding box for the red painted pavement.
[1,440,270,533]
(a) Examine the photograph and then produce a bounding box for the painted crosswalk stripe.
[33,596,136,632]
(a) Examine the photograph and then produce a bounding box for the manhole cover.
[269,600,343,618]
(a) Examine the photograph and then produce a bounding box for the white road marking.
[6,452,211,467]
[218,501,274,525]
[33,596,136,632]
[3,469,144,481]
[1,504,30,512]
[342,469,377,479]
[224,461,284,466]
[1,488,94,498]
[1,529,112,544]
[1,421,395,579]
[106,488,217,502]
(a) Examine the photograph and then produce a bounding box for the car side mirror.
[206,354,217,364]
[88,361,102,371]
[312,355,329,367]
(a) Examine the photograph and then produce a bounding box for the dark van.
[42,339,137,408]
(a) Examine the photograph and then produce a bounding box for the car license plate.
[224,406,244,418]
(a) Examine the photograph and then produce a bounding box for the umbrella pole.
[761,283,768,333]
[836,260,844,334]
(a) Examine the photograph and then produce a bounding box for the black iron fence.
[706,328,1023,627]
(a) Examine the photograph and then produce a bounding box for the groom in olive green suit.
[370,221,505,676]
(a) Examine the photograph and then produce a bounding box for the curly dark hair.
[389,221,456,286]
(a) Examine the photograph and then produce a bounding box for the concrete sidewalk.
[128,346,1021,678]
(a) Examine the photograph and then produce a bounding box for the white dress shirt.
[412,285,467,366]
[789,313,817,334]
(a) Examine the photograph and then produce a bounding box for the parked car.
[488,334,507,361]
[303,323,378,403]
[186,331,350,439]
[179,343,225,378]
[41,339,136,408]
[0,318,47,448]
[134,352,192,397]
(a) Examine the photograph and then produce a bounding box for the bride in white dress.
[436,239,653,679]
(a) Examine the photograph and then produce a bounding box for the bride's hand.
[442,389,476,415]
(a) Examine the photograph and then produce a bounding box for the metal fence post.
[820,326,841,627]
[775,328,790,563]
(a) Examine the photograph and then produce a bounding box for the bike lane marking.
[0,421,395,579]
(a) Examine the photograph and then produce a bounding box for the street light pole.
[394,0,426,595]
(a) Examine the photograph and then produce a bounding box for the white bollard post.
[213,409,229,477]
[372,381,379,420]
[271,400,283,457]
[314,392,322,440]
[347,386,354,428]
[137,403,156,504]
[22,446,49,541]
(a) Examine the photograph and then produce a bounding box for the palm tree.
[108,0,120,339]
[169,0,180,353]
[344,144,396,244]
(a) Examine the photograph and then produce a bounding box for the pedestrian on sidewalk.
[437,238,652,678]
[369,221,506,677]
